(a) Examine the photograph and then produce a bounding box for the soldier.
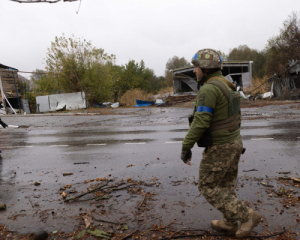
[0,118,8,156]
[181,49,262,238]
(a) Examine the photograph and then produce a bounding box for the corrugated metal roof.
[0,63,18,71]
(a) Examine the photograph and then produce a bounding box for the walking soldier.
[181,49,262,238]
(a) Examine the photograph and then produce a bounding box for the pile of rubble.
[165,95,196,104]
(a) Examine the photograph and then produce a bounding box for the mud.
[0,102,300,239]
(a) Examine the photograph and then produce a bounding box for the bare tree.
[165,56,191,86]
[266,11,300,75]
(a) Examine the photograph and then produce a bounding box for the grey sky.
[0,0,299,78]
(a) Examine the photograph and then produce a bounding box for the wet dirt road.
[0,103,300,239]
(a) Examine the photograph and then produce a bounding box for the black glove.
[181,149,192,163]
[0,119,8,128]
[188,114,194,126]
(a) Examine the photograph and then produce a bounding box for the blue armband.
[196,106,213,114]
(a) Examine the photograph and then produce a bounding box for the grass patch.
[244,76,270,94]
[120,89,154,107]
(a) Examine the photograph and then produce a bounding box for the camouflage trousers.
[198,136,251,225]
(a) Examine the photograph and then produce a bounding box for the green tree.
[43,34,116,102]
[165,56,192,86]
[32,73,59,95]
[228,45,258,61]
[228,45,266,78]
[82,62,114,103]
[252,51,266,78]
[216,50,228,61]
[18,75,32,99]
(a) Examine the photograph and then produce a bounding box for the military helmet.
[191,49,223,69]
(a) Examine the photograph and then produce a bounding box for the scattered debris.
[156,99,165,106]
[243,169,258,172]
[0,204,6,210]
[31,230,48,240]
[166,95,196,104]
[292,177,300,183]
[110,102,120,108]
[96,178,108,182]
[87,229,111,238]
[76,229,87,239]
[279,177,291,180]
[95,194,110,201]
[64,181,110,202]
[135,99,155,107]
[139,193,149,210]
[126,164,135,168]
[82,209,92,228]
[120,230,138,240]
[92,216,125,225]
[61,192,67,199]
[63,173,73,176]
[34,182,41,186]
[64,184,72,189]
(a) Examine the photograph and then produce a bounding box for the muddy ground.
[0,100,300,240]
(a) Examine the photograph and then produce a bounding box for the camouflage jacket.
[182,71,240,151]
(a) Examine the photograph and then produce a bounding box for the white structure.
[173,61,253,94]
[36,92,86,113]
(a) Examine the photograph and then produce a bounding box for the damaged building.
[272,60,300,99]
[172,61,252,95]
[0,63,22,114]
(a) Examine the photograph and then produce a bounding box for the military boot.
[235,209,262,238]
[211,220,238,233]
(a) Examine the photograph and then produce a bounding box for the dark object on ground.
[166,95,196,104]
[32,230,48,240]
[135,99,155,107]
[243,169,258,172]
[0,204,6,210]
[63,173,74,176]
[0,118,8,128]
[242,148,246,154]
[157,102,175,107]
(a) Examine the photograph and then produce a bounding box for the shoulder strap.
[205,77,237,101]
[206,79,230,101]
[212,77,237,91]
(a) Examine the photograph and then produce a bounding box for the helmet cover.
[191,49,223,69]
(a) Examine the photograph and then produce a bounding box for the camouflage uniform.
[182,49,251,226]
[198,136,251,225]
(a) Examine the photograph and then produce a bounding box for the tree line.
[28,34,167,104]
[21,11,299,107]
[221,11,300,79]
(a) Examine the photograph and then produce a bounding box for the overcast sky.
[0,0,299,78]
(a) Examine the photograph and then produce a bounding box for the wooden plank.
[5,93,21,98]
[2,81,20,85]
[2,83,19,87]
[3,88,21,94]
[0,72,17,78]
[0,77,20,82]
